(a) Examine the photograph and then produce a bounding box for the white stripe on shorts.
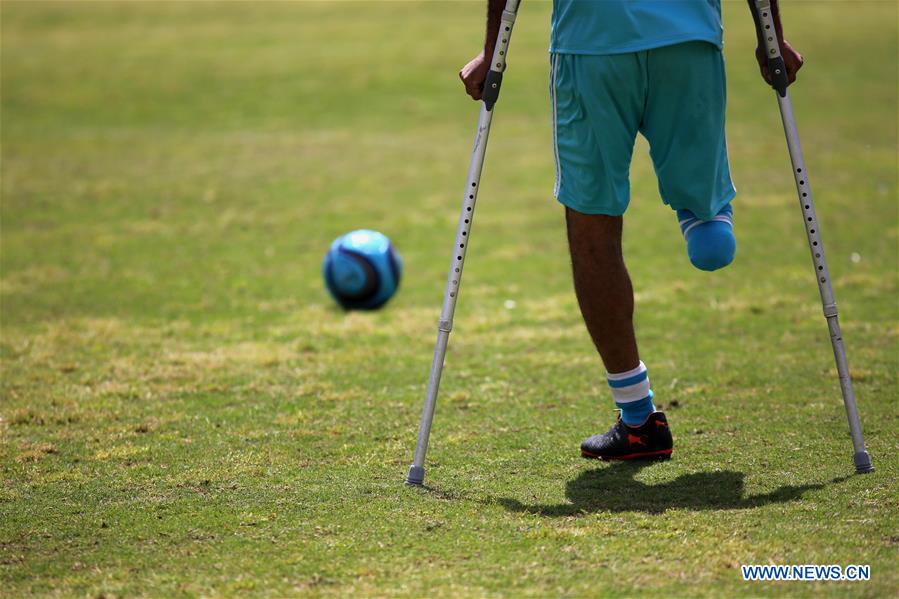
[551,53,561,198]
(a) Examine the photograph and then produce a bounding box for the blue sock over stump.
[677,203,736,272]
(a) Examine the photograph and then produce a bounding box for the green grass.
[2,1,897,596]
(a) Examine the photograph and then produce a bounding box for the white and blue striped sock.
[608,361,655,426]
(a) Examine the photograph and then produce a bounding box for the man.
[460,0,803,460]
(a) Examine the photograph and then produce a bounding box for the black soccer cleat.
[580,411,673,461]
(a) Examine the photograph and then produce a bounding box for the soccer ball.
[322,230,402,310]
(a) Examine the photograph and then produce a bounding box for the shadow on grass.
[499,461,846,516]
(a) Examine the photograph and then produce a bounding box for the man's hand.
[460,50,491,101]
[755,39,804,86]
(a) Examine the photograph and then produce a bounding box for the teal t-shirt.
[550,0,724,55]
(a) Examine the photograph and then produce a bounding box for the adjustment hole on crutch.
[455,268,460,273]
[763,12,768,16]
[810,229,816,234]
[457,256,462,260]
[505,26,510,31]
[797,168,802,172]
[450,292,455,297]
[818,266,824,271]
[467,207,472,212]
[807,217,812,222]
[471,182,477,187]
[820,277,826,283]
[464,219,469,223]
[799,180,805,185]
[813,241,818,246]
[460,244,464,248]
[815,253,821,258]
[462,231,467,236]
[804,205,809,209]
[765,25,770,29]
[469,195,474,199]
[802,193,807,197]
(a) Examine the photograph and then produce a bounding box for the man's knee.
[565,207,624,259]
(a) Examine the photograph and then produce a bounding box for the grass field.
[2,1,897,596]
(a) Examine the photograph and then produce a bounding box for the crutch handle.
[752,0,789,96]
[482,6,517,111]
[765,55,789,98]
[482,69,503,111]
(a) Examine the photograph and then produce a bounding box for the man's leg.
[567,207,672,460]
[551,53,671,459]
[565,208,637,373]
[642,41,737,272]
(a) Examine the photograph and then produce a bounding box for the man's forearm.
[747,0,785,48]
[484,0,507,56]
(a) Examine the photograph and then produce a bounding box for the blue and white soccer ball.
[322,230,402,310]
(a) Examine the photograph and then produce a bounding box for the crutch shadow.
[498,461,848,516]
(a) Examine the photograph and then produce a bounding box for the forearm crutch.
[752,0,872,473]
[406,0,521,486]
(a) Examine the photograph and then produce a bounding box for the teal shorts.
[550,41,736,220]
